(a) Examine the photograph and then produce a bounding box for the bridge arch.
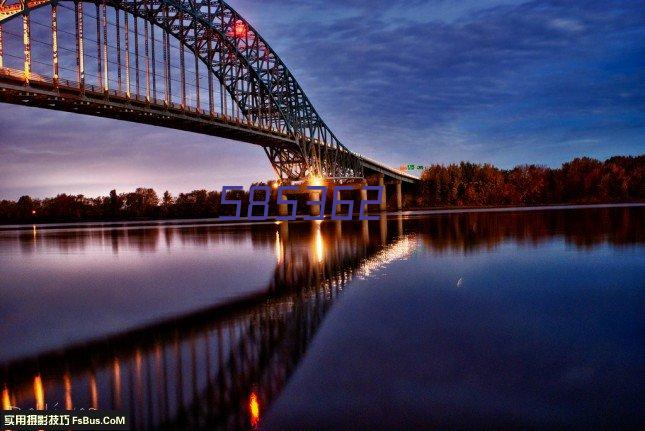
[0,0,362,179]
[0,1,291,133]
[0,0,416,184]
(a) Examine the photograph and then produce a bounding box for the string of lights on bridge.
[0,3,246,117]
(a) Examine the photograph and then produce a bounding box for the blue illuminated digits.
[276,185,298,221]
[304,186,327,220]
[359,186,383,220]
[220,186,243,220]
[331,186,355,221]
[248,185,271,220]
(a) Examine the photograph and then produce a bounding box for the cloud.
[0,0,643,198]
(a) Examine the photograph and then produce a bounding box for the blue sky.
[0,0,643,199]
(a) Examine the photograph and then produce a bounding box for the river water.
[0,205,642,429]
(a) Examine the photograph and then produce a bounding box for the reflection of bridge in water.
[1,217,416,430]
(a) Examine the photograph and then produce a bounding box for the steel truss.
[0,0,364,180]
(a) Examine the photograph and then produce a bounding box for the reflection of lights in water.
[113,358,122,407]
[314,220,324,263]
[33,375,44,410]
[249,391,260,427]
[89,373,98,409]
[64,373,73,410]
[357,235,418,279]
[32,225,36,239]
[2,386,10,410]
[275,230,283,264]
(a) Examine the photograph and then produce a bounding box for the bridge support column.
[335,197,343,217]
[359,180,368,215]
[309,189,321,217]
[360,180,368,203]
[278,202,289,217]
[378,175,387,211]
[394,180,402,211]
[332,183,358,216]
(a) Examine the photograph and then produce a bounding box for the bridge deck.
[0,68,296,149]
[0,68,417,183]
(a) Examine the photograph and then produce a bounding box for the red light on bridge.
[234,20,247,38]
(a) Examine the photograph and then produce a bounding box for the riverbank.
[1,202,642,231]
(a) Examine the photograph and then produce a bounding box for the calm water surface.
[0,206,643,429]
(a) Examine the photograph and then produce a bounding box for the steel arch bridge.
[0,0,416,185]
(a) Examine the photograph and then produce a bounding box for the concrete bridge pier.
[359,179,368,213]
[377,176,403,212]
[278,202,289,217]
[309,188,322,217]
[330,180,367,216]
[394,180,402,211]
[377,175,387,211]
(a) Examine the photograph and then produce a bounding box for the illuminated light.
[31,210,36,215]
[234,20,247,38]
[2,386,11,410]
[309,175,324,187]
[33,375,44,410]
[272,180,280,190]
[248,391,260,427]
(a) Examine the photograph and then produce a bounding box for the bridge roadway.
[0,68,417,185]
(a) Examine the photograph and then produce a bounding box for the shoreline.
[1,202,642,231]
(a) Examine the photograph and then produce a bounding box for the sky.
[0,0,643,199]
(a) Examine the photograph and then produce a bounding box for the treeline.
[417,155,643,207]
[0,187,254,223]
[0,184,345,223]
